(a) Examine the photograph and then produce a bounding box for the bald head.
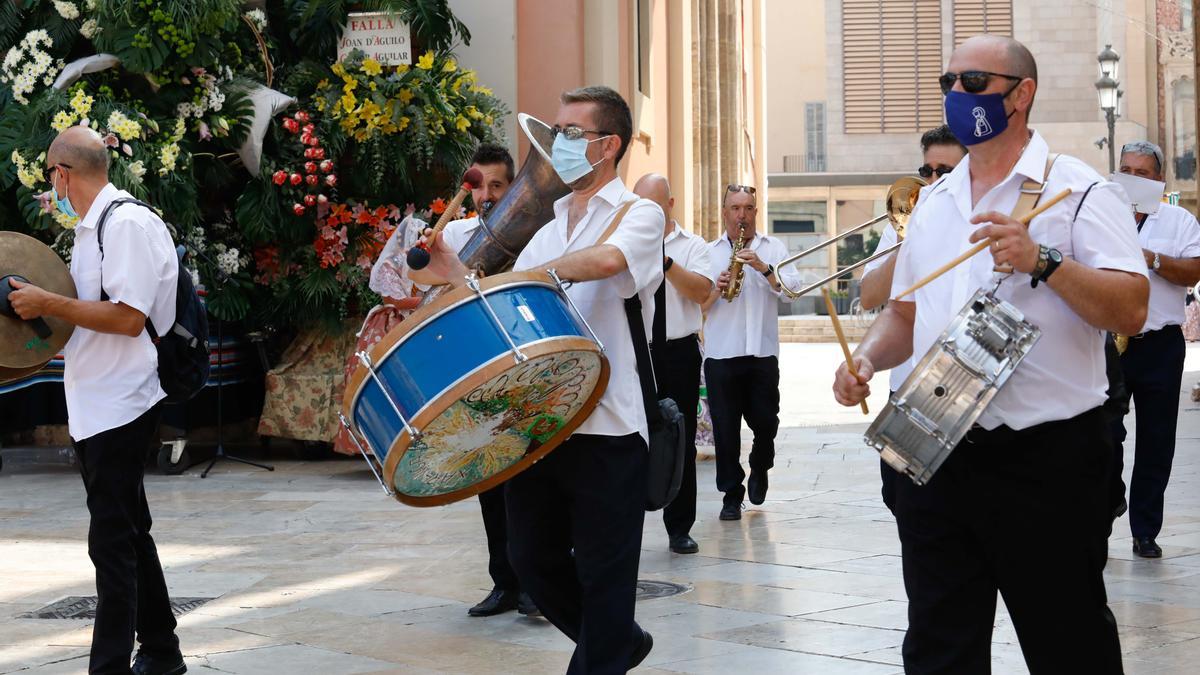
[633,172,674,233]
[48,125,109,178]
[950,35,1038,119]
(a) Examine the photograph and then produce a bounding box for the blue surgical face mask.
[51,169,77,219]
[551,133,609,185]
[944,87,1018,146]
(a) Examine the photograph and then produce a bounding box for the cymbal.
[0,231,76,370]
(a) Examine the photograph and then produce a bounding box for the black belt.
[651,334,699,348]
[1128,324,1182,341]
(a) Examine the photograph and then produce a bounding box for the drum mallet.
[895,188,1072,299]
[822,287,869,415]
[407,167,484,270]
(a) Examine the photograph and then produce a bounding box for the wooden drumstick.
[406,167,485,270]
[823,287,869,415]
[894,188,1072,299]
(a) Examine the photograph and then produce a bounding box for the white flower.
[244,9,268,32]
[84,0,96,10]
[216,247,241,275]
[53,2,79,20]
[80,19,100,40]
[128,160,146,178]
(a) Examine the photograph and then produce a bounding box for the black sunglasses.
[917,165,952,179]
[550,125,614,141]
[726,184,756,195]
[939,70,1022,95]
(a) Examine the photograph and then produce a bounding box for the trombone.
[777,176,926,298]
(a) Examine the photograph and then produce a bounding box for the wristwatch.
[760,263,775,277]
[1031,245,1063,288]
[1153,252,1162,271]
[663,256,674,272]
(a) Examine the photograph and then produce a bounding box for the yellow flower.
[69,88,93,117]
[472,86,493,97]
[416,51,435,70]
[397,64,409,73]
[454,115,470,132]
[398,88,414,105]
[51,110,76,132]
[331,63,347,77]
[442,58,457,73]
[465,105,482,120]
[317,78,330,90]
[483,114,494,126]
[54,210,79,230]
[362,58,382,76]
[341,93,357,113]
[368,81,377,91]
[315,97,326,112]
[398,116,410,131]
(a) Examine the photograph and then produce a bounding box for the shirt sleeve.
[890,221,921,301]
[1175,209,1200,258]
[1071,181,1149,276]
[684,237,712,277]
[863,223,899,275]
[99,211,172,318]
[515,222,552,272]
[605,199,666,298]
[441,218,473,254]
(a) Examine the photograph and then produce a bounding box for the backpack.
[97,198,211,403]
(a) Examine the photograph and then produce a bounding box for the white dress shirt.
[862,223,915,391]
[64,184,178,441]
[662,221,712,340]
[515,177,664,443]
[703,232,799,360]
[891,131,1147,431]
[442,215,481,254]
[1137,203,1200,331]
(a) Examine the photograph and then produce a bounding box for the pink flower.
[101,133,118,148]
[35,191,54,214]
[198,121,212,141]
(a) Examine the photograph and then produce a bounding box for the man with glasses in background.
[859,125,965,512]
[701,183,798,521]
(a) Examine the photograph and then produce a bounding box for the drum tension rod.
[466,273,528,363]
[547,268,605,352]
[338,412,394,497]
[356,351,422,442]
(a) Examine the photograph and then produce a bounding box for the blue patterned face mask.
[943,88,1017,146]
[551,133,609,185]
[51,168,77,219]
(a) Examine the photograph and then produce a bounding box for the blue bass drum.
[341,271,609,506]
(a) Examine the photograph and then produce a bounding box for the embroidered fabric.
[369,214,429,299]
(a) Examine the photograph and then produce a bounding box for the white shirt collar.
[943,131,1050,201]
[665,220,686,243]
[551,176,627,221]
[75,183,121,230]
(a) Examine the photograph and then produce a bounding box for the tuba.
[722,224,747,301]
[420,113,570,307]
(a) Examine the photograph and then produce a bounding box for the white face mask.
[1110,172,1165,215]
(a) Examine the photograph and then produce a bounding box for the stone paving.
[2,344,1200,674]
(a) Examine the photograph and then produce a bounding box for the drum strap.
[1013,153,1060,218]
[595,200,638,246]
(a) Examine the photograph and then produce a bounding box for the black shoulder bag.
[623,280,686,511]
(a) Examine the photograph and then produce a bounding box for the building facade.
[766,0,1190,314]
[449,0,767,241]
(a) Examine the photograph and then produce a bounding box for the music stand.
[191,250,273,478]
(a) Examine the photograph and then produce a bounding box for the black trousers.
[704,355,779,505]
[477,484,519,591]
[505,433,647,674]
[72,407,179,675]
[1110,325,1186,539]
[652,335,701,537]
[894,407,1121,674]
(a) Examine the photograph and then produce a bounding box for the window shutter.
[953,1,1013,47]
[843,0,944,134]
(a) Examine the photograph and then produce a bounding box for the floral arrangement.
[0,0,503,334]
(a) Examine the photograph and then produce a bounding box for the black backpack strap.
[1072,182,1099,223]
[623,292,661,431]
[95,197,158,337]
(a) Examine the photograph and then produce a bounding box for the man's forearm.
[46,295,145,337]
[666,266,713,304]
[859,254,898,310]
[1045,260,1148,335]
[535,244,627,282]
[1152,254,1200,288]
[852,301,914,372]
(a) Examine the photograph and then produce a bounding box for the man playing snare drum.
[833,36,1146,673]
[422,86,663,672]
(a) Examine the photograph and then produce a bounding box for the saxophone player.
[702,184,798,520]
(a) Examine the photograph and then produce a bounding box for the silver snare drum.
[864,290,1041,485]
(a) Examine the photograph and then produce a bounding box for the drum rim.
[341,270,561,418]
[379,335,609,506]
[0,231,77,369]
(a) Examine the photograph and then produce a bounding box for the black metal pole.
[1107,109,1116,174]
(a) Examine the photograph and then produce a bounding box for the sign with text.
[337,12,411,65]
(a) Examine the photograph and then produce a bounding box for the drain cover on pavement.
[635,580,689,601]
[19,596,213,620]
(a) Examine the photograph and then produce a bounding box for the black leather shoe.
[1133,537,1162,558]
[629,627,654,668]
[468,588,519,617]
[719,503,742,521]
[669,534,699,554]
[748,471,768,505]
[132,650,186,675]
[517,592,540,617]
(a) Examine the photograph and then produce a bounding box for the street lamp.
[1095,44,1121,173]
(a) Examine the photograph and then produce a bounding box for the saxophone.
[721,224,747,302]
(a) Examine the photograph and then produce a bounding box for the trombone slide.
[778,242,901,299]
